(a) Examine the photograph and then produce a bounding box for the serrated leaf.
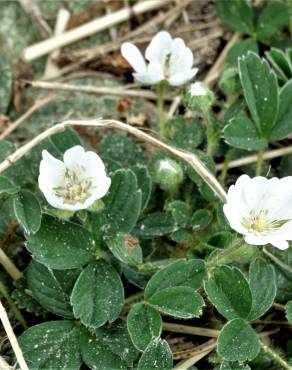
[239,52,279,137]
[247,258,276,320]
[0,176,19,195]
[13,190,41,234]
[226,38,259,66]
[215,0,254,35]
[138,338,173,370]
[256,2,289,40]
[191,209,213,230]
[131,165,152,212]
[134,212,177,238]
[166,201,191,228]
[71,260,124,328]
[266,48,292,82]
[147,286,204,318]
[220,362,251,370]
[19,321,81,370]
[26,214,96,269]
[106,233,142,266]
[80,320,139,370]
[27,260,80,319]
[204,266,252,320]
[271,80,292,141]
[103,169,142,236]
[218,318,260,362]
[224,116,266,150]
[145,259,207,299]
[127,303,162,351]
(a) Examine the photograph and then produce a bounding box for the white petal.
[168,68,198,86]
[38,150,65,196]
[169,40,193,75]
[223,204,247,235]
[145,31,172,64]
[244,235,267,246]
[269,239,289,250]
[63,145,86,170]
[133,61,164,85]
[83,151,106,176]
[121,42,147,74]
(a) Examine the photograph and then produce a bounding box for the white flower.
[223,175,292,250]
[38,146,111,211]
[121,31,198,86]
[189,82,207,96]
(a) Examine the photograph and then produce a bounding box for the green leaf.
[165,116,204,151]
[80,320,139,370]
[50,128,82,153]
[215,0,254,35]
[134,212,177,238]
[103,169,142,236]
[131,165,152,211]
[226,38,259,66]
[191,209,213,230]
[27,260,80,319]
[145,259,207,299]
[0,176,19,195]
[147,286,204,318]
[0,54,12,113]
[19,321,81,370]
[224,116,266,150]
[166,201,191,228]
[138,338,173,370]
[100,133,146,173]
[256,2,289,40]
[127,303,162,351]
[285,301,292,324]
[26,214,96,269]
[266,48,292,82]
[247,258,276,320]
[204,266,252,320]
[13,190,42,234]
[218,318,260,362]
[239,52,279,137]
[106,233,143,266]
[271,80,292,141]
[71,260,124,328]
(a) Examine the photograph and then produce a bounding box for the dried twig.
[0,119,227,202]
[27,80,173,101]
[0,249,23,280]
[23,0,171,61]
[43,8,71,80]
[0,356,14,370]
[174,339,217,369]
[19,0,52,38]
[0,95,56,140]
[163,322,220,338]
[216,145,292,171]
[0,301,29,370]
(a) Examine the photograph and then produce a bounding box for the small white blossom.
[38,145,111,211]
[189,82,207,96]
[121,31,198,86]
[223,175,292,250]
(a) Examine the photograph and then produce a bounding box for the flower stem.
[157,82,166,138]
[219,148,233,186]
[256,148,264,176]
[207,239,245,269]
[0,281,27,329]
[260,341,292,370]
[0,249,23,280]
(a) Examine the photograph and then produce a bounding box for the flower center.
[54,168,94,205]
[241,209,272,235]
[241,209,289,236]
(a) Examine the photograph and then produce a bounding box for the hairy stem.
[260,341,292,370]
[207,239,245,269]
[219,148,233,186]
[255,148,264,176]
[157,82,166,138]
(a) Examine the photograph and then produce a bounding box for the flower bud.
[219,67,241,95]
[154,158,184,193]
[184,82,214,113]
